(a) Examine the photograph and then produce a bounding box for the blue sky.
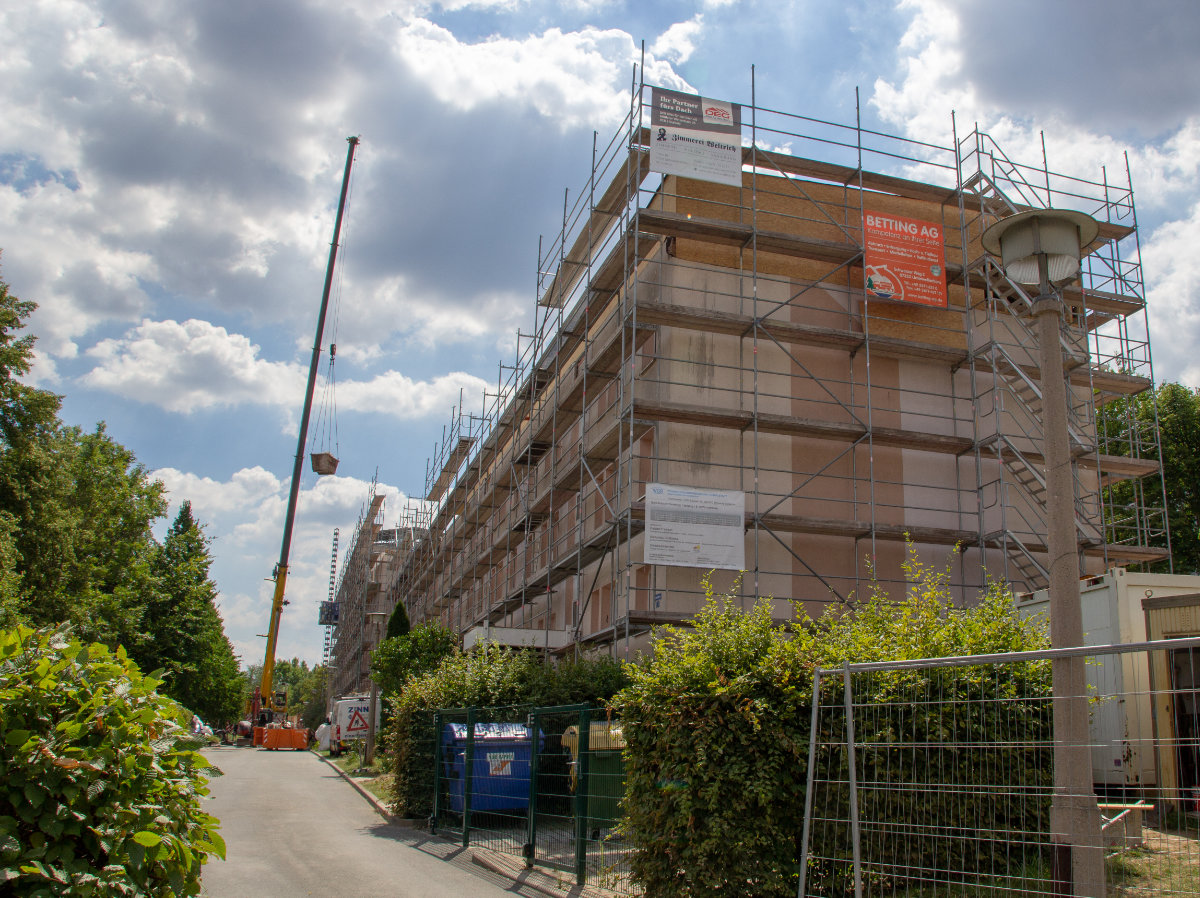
[2,0,1199,666]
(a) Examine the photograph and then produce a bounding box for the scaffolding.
[388,75,1169,658]
[328,480,418,698]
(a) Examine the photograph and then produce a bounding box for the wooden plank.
[637,208,860,266]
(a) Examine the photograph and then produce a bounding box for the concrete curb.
[311,750,419,825]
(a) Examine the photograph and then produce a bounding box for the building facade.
[388,85,1167,658]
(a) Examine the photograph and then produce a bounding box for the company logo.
[487,752,515,776]
[704,104,733,124]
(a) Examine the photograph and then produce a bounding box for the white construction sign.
[644,483,746,570]
[649,87,743,187]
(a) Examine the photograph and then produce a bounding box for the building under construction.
[327,490,421,697]
[387,81,1168,657]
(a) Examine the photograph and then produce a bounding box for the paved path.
[199,746,527,898]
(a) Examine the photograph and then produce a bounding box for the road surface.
[199,746,525,897]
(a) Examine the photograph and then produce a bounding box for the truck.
[330,695,381,757]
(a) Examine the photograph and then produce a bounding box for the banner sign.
[649,87,743,188]
[863,212,948,308]
[318,601,339,626]
[644,483,745,570]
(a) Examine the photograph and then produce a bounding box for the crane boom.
[255,135,359,722]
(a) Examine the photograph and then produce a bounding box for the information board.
[649,87,743,188]
[863,212,948,308]
[643,483,745,570]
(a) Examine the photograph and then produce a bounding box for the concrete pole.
[1034,258,1105,897]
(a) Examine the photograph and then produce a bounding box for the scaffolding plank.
[635,398,974,456]
[637,208,861,266]
[425,437,475,504]
[539,151,651,308]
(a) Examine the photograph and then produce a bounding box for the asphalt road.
[199,746,523,898]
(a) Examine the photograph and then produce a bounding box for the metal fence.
[428,702,634,890]
[798,638,1200,898]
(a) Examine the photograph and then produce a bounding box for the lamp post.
[982,209,1105,898]
[364,611,388,766]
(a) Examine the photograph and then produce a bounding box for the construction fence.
[799,638,1200,898]
[422,703,632,890]
[406,638,1198,897]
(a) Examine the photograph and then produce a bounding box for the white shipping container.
[1017,568,1200,788]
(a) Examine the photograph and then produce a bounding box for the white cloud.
[154,465,282,517]
[393,20,689,130]
[651,15,704,65]
[152,463,416,663]
[870,0,1200,212]
[83,316,489,419]
[1142,202,1200,386]
[83,318,305,413]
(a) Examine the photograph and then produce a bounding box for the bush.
[0,625,224,896]
[614,549,1050,898]
[385,644,629,818]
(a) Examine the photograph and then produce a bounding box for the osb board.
[665,172,969,261]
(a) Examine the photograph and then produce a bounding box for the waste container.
[442,722,537,813]
[562,721,626,835]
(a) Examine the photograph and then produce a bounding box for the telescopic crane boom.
[252,135,359,725]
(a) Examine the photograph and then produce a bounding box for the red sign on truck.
[863,212,948,308]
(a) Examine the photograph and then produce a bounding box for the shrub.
[0,625,224,896]
[614,548,1050,898]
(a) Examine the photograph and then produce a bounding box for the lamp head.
[981,209,1099,287]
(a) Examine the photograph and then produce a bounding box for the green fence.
[428,702,632,890]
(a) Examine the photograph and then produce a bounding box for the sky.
[3,0,1199,668]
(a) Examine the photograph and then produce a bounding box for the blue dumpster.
[442,722,539,813]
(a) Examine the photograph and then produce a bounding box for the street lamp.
[982,209,1104,898]
[364,611,389,766]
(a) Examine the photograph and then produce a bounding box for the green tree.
[370,620,456,701]
[0,263,61,625]
[293,664,329,729]
[135,502,242,724]
[1099,382,1200,573]
[0,258,61,448]
[6,423,165,651]
[385,599,410,639]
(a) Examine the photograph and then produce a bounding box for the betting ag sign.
[649,87,743,187]
[863,212,948,308]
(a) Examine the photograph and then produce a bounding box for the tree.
[0,258,61,448]
[4,423,165,651]
[1099,382,1200,573]
[0,263,60,625]
[293,664,329,730]
[385,599,410,640]
[136,502,243,724]
[370,620,456,702]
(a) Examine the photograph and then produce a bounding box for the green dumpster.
[562,721,626,837]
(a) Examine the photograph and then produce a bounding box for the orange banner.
[863,212,947,308]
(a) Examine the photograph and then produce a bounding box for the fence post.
[431,710,442,834]
[524,708,540,866]
[842,661,862,898]
[574,707,591,886]
[796,671,824,898]
[462,707,475,848]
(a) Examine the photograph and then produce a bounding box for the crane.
[249,135,359,745]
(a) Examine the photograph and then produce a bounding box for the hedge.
[613,551,1051,898]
